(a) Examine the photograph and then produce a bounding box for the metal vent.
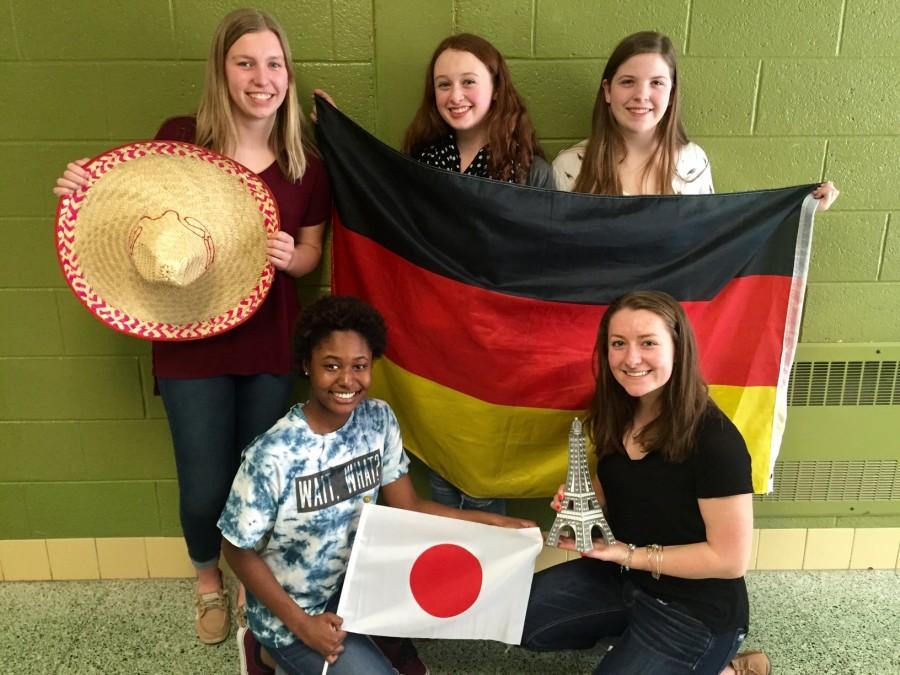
[787,361,900,406]
[756,460,900,501]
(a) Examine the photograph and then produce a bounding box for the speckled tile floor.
[3,570,898,674]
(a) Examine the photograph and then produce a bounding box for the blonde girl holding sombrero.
[54,8,330,649]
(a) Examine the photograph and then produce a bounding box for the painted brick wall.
[2,0,898,539]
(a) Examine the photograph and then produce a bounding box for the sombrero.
[55,141,279,341]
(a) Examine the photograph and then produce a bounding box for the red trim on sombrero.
[55,141,279,341]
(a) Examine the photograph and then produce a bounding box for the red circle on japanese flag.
[408,543,482,618]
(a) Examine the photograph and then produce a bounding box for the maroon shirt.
[151,117,331,378]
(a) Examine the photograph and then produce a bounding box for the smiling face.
[602,52,673,140]
[303,330,372,433]
[224,30,288,124]
[432,48,494,143]
[606,308,675,411]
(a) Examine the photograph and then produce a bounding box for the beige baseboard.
[0,536,235,581]
[2,528,899,581]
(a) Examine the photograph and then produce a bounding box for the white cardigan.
[552,139,714,194]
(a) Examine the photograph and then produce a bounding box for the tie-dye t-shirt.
[218,398,409,648]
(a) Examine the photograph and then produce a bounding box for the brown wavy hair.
[573,32,689,195]
[585,291,710,463]
[402,33,544,184]
[195,8,313,182]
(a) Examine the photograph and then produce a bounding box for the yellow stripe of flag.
[374,358,775,496]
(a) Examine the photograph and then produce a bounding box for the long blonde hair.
[573,32,688,195]
[195,8,311,181]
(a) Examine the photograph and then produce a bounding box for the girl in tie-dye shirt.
[219,295,533,675]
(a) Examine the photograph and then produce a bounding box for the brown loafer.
[195,586,230,644]
[731,650,771,675]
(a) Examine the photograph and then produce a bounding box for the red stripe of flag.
[335,222,790,411]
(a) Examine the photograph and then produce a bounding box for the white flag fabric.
[336,504,543,644]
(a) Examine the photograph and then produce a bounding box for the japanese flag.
[336,504,543,644]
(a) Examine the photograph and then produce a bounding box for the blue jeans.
[158,374,294,567]
[268,593,394,675]
[522,558,746,674]
[428,469,507,515]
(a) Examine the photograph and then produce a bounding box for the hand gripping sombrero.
[55,141,279,341]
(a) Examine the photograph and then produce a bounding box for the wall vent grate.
[756,460,900,501]
[787,361,900,406]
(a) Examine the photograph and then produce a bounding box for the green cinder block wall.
[2,0,898,540]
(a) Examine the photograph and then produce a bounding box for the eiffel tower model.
[546,417,616,552]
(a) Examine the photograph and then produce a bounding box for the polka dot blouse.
[415,133,514,183]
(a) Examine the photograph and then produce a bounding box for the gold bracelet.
[621,543,636,571]
[647,544,664,580]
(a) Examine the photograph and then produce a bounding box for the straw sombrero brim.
[56,141,279,341]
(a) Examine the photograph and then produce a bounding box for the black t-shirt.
[598,404,753,631]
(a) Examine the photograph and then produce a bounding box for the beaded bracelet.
[621,543,636,572]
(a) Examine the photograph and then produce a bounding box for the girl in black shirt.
[522,290,768,675]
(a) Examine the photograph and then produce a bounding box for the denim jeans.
[270,634,394,675]
[428,469,507,515]
[522,557,746,674]
[269,592,394,675]
[158,373,294,567]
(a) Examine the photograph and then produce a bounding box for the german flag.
[315,99,816,496]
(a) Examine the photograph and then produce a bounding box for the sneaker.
[237,626,275,675]
[372,636,430,675]
[731,650,771,675]
[195,586,230,644]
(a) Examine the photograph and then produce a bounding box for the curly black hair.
[294,295,387,376]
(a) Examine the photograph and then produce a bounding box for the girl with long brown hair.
[555,31,711,195]
[555,31,838,209]
[397,33,555,524]
[522,291,770,675]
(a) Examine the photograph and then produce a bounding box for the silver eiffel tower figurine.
[546,417,616,552]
